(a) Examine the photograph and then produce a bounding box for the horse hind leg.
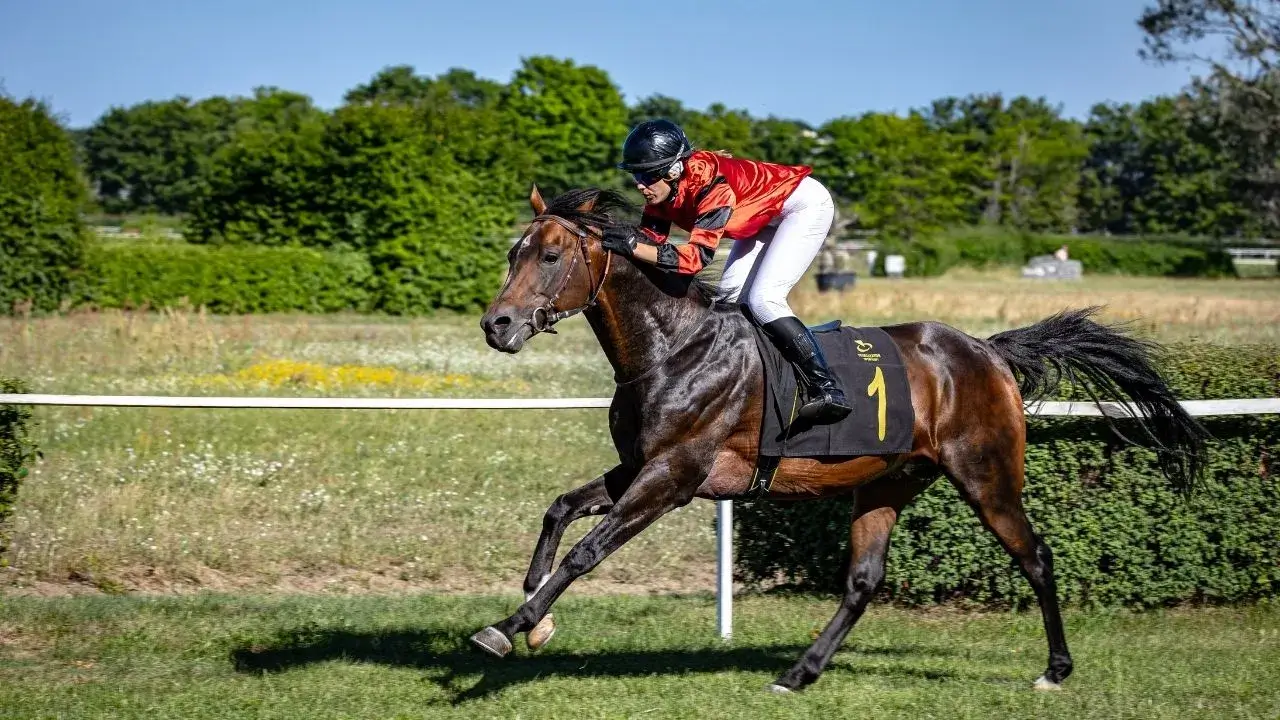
[769,474,932,692]
[942,443,1074,690]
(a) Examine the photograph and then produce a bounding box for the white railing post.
[717,499,733,640]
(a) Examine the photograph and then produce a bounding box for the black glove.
[601,226,640,258]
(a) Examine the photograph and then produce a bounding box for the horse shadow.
[230,623,988,705]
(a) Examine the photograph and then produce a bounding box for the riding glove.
[601,226,640,258]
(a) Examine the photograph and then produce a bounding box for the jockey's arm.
[634,183,735,275]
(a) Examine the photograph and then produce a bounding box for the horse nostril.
[491,315,512,333]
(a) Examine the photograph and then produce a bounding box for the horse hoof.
[765,683,794,695]
[469,626,512,658]
[527,613,556,651]
[1033,675,1062,691]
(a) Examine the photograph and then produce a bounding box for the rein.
[525,214,613,334]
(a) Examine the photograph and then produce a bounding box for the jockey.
[601,118,852,424]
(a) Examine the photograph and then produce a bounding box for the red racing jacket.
[639,150,812,274]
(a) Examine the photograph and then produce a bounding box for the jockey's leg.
[749,177,851,423]
[713,234,765,304]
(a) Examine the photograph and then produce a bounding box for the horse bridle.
[523,214,613,334]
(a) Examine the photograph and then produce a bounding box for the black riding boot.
[761,316,852,423]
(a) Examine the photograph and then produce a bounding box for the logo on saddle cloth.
[855,339,881,362]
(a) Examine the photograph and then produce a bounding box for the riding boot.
[761,316,853,424]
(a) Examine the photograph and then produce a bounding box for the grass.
[0,271,1277,596]
[1,593,1277,719]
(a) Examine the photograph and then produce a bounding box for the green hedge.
[878,228,1238,278]
[73,241,374,314]
[735,344,1280,608]
[0,378,38,560]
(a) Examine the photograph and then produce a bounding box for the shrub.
[734,343,1280,608]
[0,94,90,312]
[0,378,38,560]
[187,101,516,313]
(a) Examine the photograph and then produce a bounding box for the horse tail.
[985,306,1210,494]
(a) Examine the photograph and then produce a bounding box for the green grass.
[0,272,1278,595]
[1,593,1277,719]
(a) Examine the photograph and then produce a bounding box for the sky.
[0,0,1206,129]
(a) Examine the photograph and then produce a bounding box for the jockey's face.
[636,178,673,205]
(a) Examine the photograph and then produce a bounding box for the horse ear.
[529,185,547,215]
[575,194,598,213]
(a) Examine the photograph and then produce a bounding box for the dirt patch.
[0,622,43,660]
[0,562,723,599]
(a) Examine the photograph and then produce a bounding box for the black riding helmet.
[618,119,694,182]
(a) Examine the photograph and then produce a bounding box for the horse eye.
[542,252,560,264]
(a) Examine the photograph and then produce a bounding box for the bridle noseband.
[524,214,613,334]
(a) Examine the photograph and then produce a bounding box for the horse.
[471,185,1209,693]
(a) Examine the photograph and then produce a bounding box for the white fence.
[3,393,1278,639]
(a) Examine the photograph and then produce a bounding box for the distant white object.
[1022,254,1083,280]
[884,254,905,278]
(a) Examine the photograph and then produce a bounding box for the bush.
[188,101,516,313]
[734,343,1280,608]
[0,94,90,312]
[0,378,38,560]
[74,241,373,314]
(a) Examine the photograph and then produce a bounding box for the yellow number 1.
[866,366,886,441]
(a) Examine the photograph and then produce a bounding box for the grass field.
[1,271,1277,717]
[1,271,1277,596]
[1,593,1277,719]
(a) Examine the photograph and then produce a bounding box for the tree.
[628,94,698,128]
[1139,0,1280,233]
[185,92,331,247]
[752,117,821,167]
[684,103,760,157]
[815,112,973,241]
[927,94,1088,231]
[321,103,514,312]
[1079,94,1252,236]
[81,96,240,214]
[344,66,503,109]
[498,56,629,195]
[0,93,90,311]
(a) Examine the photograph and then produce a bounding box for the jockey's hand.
[600,226,639,258]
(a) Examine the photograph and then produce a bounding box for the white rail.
[2,392,1276,640]
[2,395,1278,415]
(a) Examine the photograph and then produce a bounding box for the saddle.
[747,319,914,497]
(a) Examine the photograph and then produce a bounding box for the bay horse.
[472,186,1209,693]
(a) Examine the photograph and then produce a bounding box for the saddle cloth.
[750,320,914,465]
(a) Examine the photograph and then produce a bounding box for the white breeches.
[715,175,835,323]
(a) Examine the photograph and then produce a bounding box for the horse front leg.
[470,457,701,657]
[519,465,634,650]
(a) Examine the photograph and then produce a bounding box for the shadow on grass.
[230,623,994,704]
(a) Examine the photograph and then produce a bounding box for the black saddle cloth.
[751,320,914,459]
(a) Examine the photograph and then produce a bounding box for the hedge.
[0,378,38,560]
[73,241,374,314]
[879,228,1238,278]
[734,343,1280,608]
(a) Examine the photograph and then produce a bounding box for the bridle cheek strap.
[528,215,612,334]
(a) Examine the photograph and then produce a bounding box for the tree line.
[2,0,1276,312]
[75,62,1279,243]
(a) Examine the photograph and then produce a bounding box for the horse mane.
[542,187,721,307]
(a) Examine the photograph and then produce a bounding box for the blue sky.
[1,0,1203,128]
